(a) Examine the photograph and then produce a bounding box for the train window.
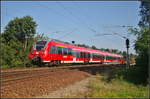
[89,53,91,58]
[36,41,47,51]
[50,46,54,54]
[76,52,79,58]
[97,55,100,59]
[94,54,96,59]
[106,56,108,59]
[55,46,58,54]
[100,55,103,59]
[99,55,101,59]
[79,52,81,58]
[93,54,97,59]
[87,53,90,58]
[93,54,95,59]
[97,54,99,59]
[96,54,98,59]
[91,54,93,58]
[86,53,88,58]
[74,51,77,57]
[68,48,72,55]
[102,55,104,59]
[84,52,86,58]
[95,54,97,58]
[50,46,57,54]
[80,52,83,58]
[81,52,85,58]
[83,52,85,58]
[107,56,109,59]
[57,47,63,54]
[63,47,68,55]
[84,53,86,58]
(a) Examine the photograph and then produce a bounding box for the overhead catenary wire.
[37,3,83,39]
[38,2,84,29]
[38,2,98,44]
[56,28,78,40]
[56,2,99,35]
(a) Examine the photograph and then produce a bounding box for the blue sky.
[1,1,141,54]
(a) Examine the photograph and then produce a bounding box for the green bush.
[87,74,149,98]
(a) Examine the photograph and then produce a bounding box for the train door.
[104,55,106,64]
[72,49,77,63]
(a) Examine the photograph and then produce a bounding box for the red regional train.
[28,39,126,66]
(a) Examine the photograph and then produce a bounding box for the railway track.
[1,64,109,77]
[1,64,123,87]
[1,69,64,87]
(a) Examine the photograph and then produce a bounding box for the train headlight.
[36,52,39,54]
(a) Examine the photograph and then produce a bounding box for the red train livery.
[28,39,126,66]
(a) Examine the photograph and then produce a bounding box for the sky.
[1,1,141,54]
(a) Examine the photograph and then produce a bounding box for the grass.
[86,73,149,98]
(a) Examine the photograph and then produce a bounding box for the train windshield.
[35,41,47,51]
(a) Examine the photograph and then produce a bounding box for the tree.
[91,45,97,50]
[128,1,150,84]
[2,16,37,51]
[77,44,90,48]
[138,1,150,27]
[1,16,38,68]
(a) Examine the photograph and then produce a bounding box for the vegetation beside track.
[86,69,149,98]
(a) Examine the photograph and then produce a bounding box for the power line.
[57,28,78,40]
[38,2,84,29]
[38,2,99,44]
[37,3,82,39]
[56,2,99,35]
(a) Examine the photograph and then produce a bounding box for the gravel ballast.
[1,69,90,98]
[38,76,95,98]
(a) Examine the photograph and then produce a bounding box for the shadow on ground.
[69,64,124,76]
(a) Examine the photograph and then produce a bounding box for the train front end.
[28,40,48,65]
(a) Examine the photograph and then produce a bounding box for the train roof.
[40,39,123,57]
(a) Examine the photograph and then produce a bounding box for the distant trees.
[91,45,97,50]
[77,44,90,48]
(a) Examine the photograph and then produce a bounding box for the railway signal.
[126,38,130,68]
[103,25,132,68]
[95,32,131,68]
[126,38,129,48]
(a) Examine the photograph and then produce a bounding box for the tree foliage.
[128,1,150,84]
[138,1,150,27]
[0,16,40,68]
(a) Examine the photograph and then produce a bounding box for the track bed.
[1,64,123,98]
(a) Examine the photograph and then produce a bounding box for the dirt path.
[37,76,95,98]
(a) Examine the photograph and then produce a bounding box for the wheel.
[37,57,42,67]
[48,61,53,67]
